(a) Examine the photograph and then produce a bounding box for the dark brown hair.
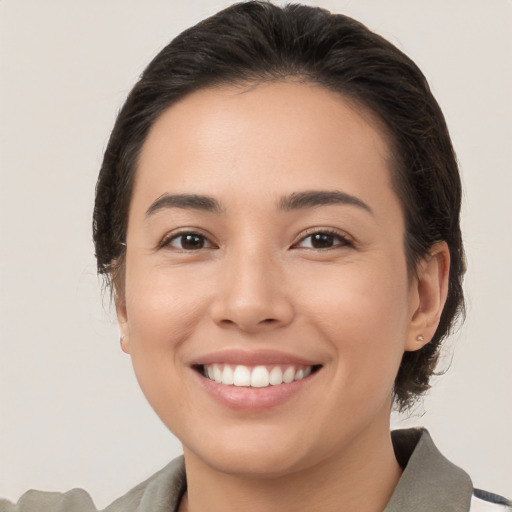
[93,1,465,411]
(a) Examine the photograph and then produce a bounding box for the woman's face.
[119,82,430,477]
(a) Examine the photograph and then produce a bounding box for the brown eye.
[310,233,335,248]
[164,232,213,250]
[296,231,351,249]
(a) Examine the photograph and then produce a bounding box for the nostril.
[220,317,277,326]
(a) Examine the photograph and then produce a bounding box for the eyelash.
[292,228,353,250]
[159,231,217,251]
[159,228,353,252]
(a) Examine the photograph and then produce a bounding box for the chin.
[183,426,316,479]
[200,449,307,479]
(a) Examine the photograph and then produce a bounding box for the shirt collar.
[384,428,473,512]
[130,428,473,512]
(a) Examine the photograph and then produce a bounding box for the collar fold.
[384,428,473,512]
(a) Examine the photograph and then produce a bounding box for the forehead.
[133,82,396,216]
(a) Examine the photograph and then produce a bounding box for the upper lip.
[189,349,322,367]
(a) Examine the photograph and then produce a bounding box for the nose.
[209,248,294,333]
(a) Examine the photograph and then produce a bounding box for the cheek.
[121,262,209,425]
[301,258,410,383]
[123,258,210,366]
[299,252,410,328]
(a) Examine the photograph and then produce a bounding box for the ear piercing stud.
[417,335,424,342]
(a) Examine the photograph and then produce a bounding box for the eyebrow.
[145,189,372,217]
[278,190,372,214]
[146,193,223,217]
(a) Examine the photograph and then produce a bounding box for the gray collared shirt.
[1,428,510,511]
[387,429,510,511]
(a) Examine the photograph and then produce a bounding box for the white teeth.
[213,364,222,383]
[221,365,234,385]
[203,364,314,387]
[283,366,295,383]
[233,365,251,387]
[251,366,269,388]
[269,366,283,385]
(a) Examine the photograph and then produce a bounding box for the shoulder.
[388,428,511,512]
[0,456,186,512]
[0,489,96,512]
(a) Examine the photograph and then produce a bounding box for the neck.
[180,421,401,512]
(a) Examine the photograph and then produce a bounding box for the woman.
[1,2,510,511]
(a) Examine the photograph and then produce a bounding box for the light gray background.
[1,0,511,507]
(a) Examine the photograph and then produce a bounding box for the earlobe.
[116,295,131,354]
[405,241,450,352]
[119,333,130,354]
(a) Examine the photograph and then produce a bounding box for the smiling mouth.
[194,363,322,388]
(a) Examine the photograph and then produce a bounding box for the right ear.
[116,294,131,354]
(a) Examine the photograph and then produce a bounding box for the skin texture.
[117,82,449,512]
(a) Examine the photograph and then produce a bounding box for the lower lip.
[193,370,318,411]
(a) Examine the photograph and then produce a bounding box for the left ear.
[405,241,450,351]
